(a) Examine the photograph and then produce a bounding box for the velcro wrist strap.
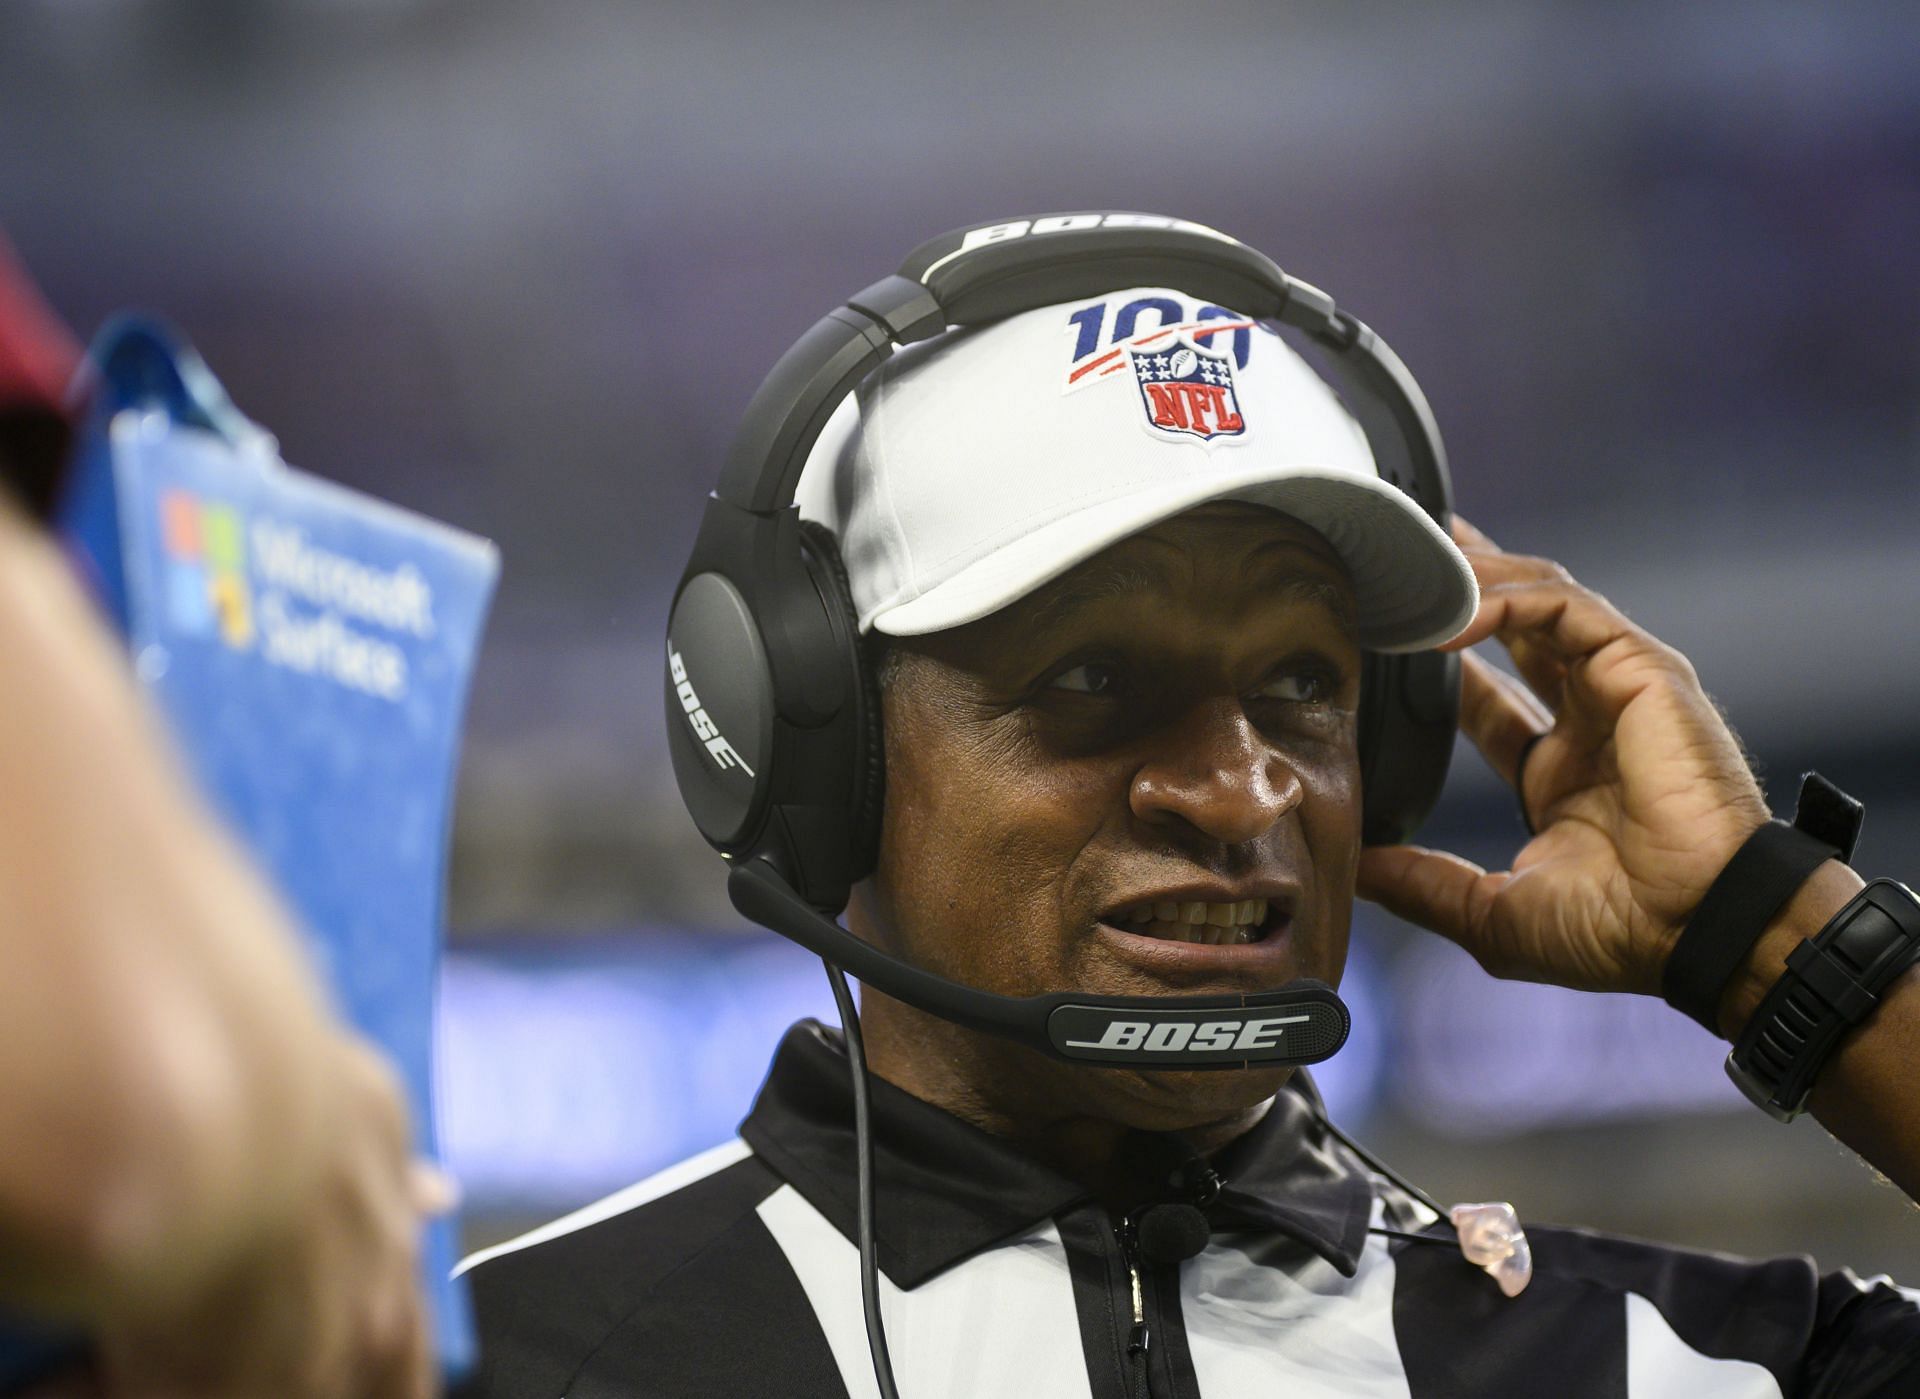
[1661,773,1861,1034]
[1791,771,1865,862]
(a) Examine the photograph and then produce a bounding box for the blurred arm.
[0,490,336,1318]
[0,493,442,1396]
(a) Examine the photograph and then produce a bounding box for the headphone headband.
[719,211,1377,515]
[906,215,1285,321]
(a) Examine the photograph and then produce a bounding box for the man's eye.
[1254,669,1335,703]
[1050,662,1122,696]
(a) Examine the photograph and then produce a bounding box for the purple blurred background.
[7,0,1919,1271]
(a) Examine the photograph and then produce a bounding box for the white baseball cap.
[795,286,1478,653]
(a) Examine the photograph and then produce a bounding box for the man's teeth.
[1111,898,1269,946]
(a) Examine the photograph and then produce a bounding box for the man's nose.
[1128,697,1302,846]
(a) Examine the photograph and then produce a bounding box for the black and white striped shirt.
[454,1021,1920,1397]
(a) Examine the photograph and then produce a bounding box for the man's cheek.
[892,845,1037,988]
[938,857,1078,995]
[1309,760,1364,869]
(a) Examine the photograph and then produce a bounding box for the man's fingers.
[1452,518,1584,590]
[410,1159,460,1217]
[1449,514,1502,553]
[1459,651,1553,791]
[1502,632,1568,712]
[1447,523,1586,700]
[1356,844,1510,952]
[356,1266,433,1399]
[1456,548,1580,587]
[402,1297,436,1399]
[1441,575,1639,666]
[338,1036,413,1169]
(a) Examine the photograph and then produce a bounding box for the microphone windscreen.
[1136,1202,1210,1265]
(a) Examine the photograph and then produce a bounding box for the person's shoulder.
[453,1137,789,1398]
[456,1137,774,1288]
[1392,1220,1920,1395]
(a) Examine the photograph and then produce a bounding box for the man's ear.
[863,631,904,693]
[845,878,895,952]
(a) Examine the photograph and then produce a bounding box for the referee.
[459,250,1920,1396]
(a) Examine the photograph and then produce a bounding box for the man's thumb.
[1356,845,1507,950]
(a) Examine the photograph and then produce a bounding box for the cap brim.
[868,466,1478,653]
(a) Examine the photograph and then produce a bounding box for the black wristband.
[1726,879,1920,1121]
[1661,773,1863,1033]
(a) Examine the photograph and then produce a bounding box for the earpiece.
[796,518,886,884]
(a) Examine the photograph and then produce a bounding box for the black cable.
[1315,1113,1480,1256]
[1369,1225,1459,1246]
[824,960,903,1399]
[1315,1112,1449,1221]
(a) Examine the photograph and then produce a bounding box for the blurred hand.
[93,1035,447,1399]
[1356,517,1771,996]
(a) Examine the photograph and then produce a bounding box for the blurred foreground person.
[460,218,1920,1397]
[0,243,440,1398]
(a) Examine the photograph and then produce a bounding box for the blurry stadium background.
[6,0,1919,1273]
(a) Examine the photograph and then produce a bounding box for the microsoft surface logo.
[160,488,253,650]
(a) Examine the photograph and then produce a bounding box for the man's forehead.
[1121,500,1344,558]
[1017,504,1357,640]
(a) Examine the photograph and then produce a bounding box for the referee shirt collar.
[739,1020,1374,1289]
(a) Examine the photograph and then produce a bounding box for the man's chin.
[1075,1061,1294,1136]
[861,988,1300,1148]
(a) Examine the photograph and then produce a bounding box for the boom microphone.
[729,858,1350,1071]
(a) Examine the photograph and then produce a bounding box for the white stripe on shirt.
[453,1137,753,1277]
[1625,1291,1782,1398]
[1183,1194,1412,1398]
[756,1182,1094,1399]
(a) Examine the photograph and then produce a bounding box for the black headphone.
[664,212,1461,1071]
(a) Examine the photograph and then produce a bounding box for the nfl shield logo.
[1127,334,1246,441]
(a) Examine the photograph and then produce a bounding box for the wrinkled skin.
[852,503,1360,1182]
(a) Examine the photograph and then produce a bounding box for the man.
[458,276,1920,1396]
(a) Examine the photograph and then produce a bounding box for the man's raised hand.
[1356,517,1772,996]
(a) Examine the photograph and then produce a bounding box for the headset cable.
[824,960,904,1399]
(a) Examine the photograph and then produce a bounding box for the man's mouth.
[1102,898,1274,947]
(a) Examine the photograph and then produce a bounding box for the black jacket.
[456,1020,1920,1397]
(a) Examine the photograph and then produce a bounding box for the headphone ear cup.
[1358,649,1461,846]
[1358,651,1386,836]
[798,519,886,883]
